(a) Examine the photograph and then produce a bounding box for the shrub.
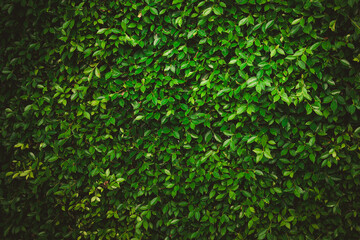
[1,0,360,239]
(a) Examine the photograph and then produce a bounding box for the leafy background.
[1,0,360,239]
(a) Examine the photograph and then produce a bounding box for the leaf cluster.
[1,0,360,239]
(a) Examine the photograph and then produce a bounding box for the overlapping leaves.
[1,0,360,239]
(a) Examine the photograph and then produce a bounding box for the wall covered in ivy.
[1,0,360,239]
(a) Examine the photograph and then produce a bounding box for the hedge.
[1,0,360,239]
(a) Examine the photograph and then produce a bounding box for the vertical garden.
[1,0,360,239]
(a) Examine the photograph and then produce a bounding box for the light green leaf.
[229,58,237,64]
[48,155,58,163]
[173,131,180,139]
[134,115,144,121]
[84,112,90,120]
[97,28,107,34]
[340,59,350,67]
[265,20,274,30]
[291,18,301,25]
[95,67,101,78]
[238,17,248,26]
[253,148,263,154]
[150,7,158,15]
[264,148,273,159]
[163,49,173,56]
[246,77,257,88]
[237,105,247,114]
[202,7,212,16]
[280,91,291,105]
[188,29,197,39]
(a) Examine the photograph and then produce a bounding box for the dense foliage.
[1,0,360,239]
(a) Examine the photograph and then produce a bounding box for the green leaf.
[280,91,291,105]
[273,187,282,193]
[277,48,285,55]
[228,113,237,121]
[229,58,237,64]
[14,143,23,148]
[146,58,153,66]
[264,148,273,159]
[154,36,161,46]
[213,7,222,15]
[47,155,58,163]
[205,131,213,143]
[216,193,225,200]
[256,153,263,163]
[209,190,216,199]
[112,68,121,78]
[310,42,321,51]
[173,131,180,139]
[330,100,338,112]
[97,28,107,34]
[84,112,90,120]
[188,29,197,39]
[242,190,252,198]
[134,115,144,121]
[258,229,267,240]
[213,172,220,179]
[223,138,231,147]
[170,219,179,225]
[238,17,248,26]
[270,48,277,57]
[265,20,274,30]
[329,20,336,31]
[150,7,158,15]
[291,18,301,25]
[95,67,101,78]
[309,137,315,147]
[297,60,306,69]
[163,49,173,56]
[214,133,222,143]
[121,21,127,31]
[247,136,257,143]
[150,197,159,206]
[313,107,323,116]
[246,77,257,88]
[340,59,350,67]
[354,127,360,134]
[248,219,254,228]
[253,148,263,154]
[202,7,212,16]
[237,105,247,114]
